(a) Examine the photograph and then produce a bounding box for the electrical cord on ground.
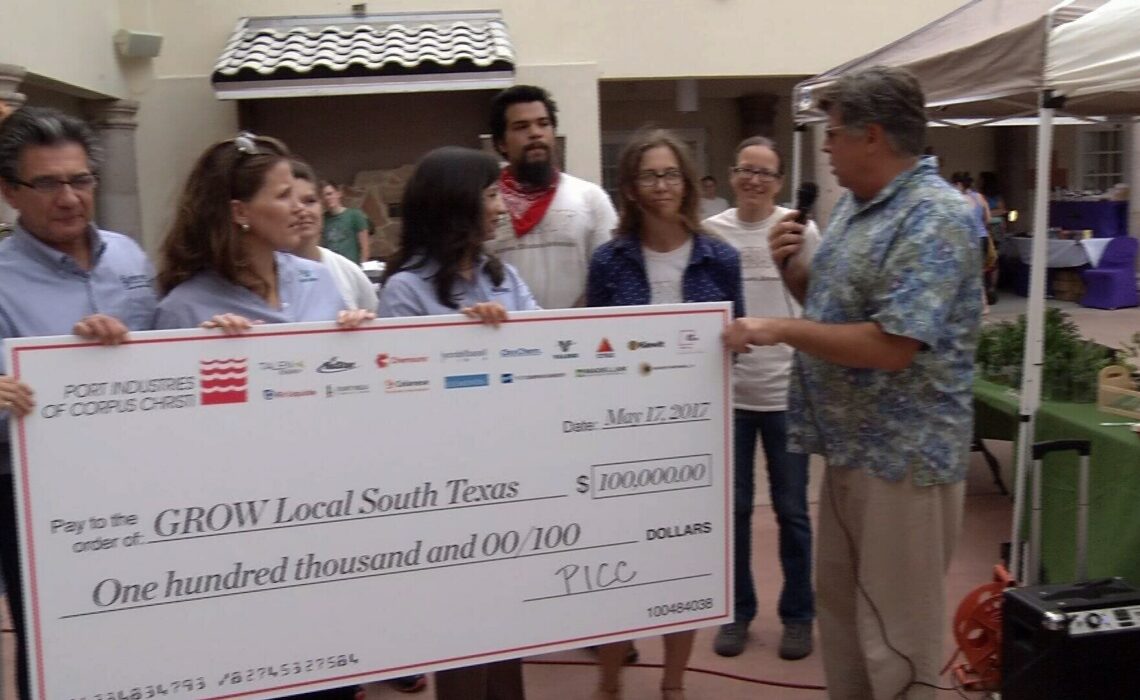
[522,658,826,692]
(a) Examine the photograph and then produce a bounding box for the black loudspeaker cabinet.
[1003,578,1140,699]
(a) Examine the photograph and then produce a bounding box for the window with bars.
[1078,124,1127,193]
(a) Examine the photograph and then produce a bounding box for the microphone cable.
[777,235,959,700]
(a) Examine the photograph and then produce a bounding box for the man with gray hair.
[0,105,156,699]
[723,66,980,699]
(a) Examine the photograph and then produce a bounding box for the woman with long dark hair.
[586,129,742,700]
[379,146,538,320]
[156,133,371,332]
[378,146,537,700]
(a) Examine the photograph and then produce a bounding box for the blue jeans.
[732,409,814,624]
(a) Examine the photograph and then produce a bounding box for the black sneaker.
[390,675,427,693]
[713,621,749,657]
[778,622,813,660]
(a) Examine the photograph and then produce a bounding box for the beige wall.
[143,0,966,81]
[134,78,237,253]
[2,0,976,251]
[5,0,127,98]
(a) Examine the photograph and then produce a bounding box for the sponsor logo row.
[260,331,703,376]
[202,362,695,406]
[198,330,703,406]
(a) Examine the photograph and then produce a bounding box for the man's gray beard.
[515,158,556,188]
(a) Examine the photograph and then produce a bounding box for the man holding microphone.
[723,67,980,699]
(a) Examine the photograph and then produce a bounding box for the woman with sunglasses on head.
[586,129,743,700]
[155,135,369,700]
[155,134,372,333]
[377,146,538,700]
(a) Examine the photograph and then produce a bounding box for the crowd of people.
[0,66,980,700]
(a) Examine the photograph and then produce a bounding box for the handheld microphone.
[783,182,818,270]
[793,182,818,225]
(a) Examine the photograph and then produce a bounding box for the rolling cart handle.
[1031,440,1092,459]
[1028,440,1092,586]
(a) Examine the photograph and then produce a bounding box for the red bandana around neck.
[499,168,561,237]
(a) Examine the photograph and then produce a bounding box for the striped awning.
[211,10,515,100]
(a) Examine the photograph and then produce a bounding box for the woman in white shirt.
[288,160,378,313]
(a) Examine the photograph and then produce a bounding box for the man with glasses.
[486,85,617,309]
[0,105,156,699]
[723,67,980,700]
[703,136,819,661]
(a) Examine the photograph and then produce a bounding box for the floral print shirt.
[788,156,982,485]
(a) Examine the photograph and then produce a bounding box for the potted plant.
[976,308,1113,402]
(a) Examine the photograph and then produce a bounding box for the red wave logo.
[199,358,248,405]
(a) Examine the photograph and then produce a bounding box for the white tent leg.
[791,126,804,194]
[1009,102,1054,585]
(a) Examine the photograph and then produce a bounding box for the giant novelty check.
[7,303,732,700]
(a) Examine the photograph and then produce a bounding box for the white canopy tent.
[791,0,1140,583]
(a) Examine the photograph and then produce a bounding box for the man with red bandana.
[485,85,616,309]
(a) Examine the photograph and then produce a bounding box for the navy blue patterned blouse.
[586,232,744,316]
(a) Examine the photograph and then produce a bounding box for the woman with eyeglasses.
[155,133,371,333]
[585,130,742,700]
[702,136,819,662]
[378,145,538,700]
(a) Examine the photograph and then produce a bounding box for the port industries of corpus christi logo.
[199,358,248,405]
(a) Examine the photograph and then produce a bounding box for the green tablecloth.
[974,379,1140,585]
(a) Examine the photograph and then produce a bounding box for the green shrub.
[976,308,1113,402]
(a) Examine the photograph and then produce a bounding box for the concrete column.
[88,99,143,241]
[0,64,28,229]
[0,63,27,112]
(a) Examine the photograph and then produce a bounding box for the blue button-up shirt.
[0,225,157,371]
[378,257,540,317]
[155,252,345,329]
[0,224,157,466]
[788,156,982,485]
[586,232,743,316]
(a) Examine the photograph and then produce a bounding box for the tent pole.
[791,124,805,194]
[1009,93,1060,585]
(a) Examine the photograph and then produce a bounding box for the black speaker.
[1003,578,1140,699]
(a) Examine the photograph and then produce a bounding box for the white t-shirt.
[702,206,820,411]
[318,247,379,312]
[642,238,693,305]
[487,172,617,309]
[699,196,730,219]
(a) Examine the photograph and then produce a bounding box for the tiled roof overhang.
[211,10,515,100]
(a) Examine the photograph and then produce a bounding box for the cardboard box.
[1098,365,1140,420]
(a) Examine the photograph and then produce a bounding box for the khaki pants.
[817,466,964,700]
